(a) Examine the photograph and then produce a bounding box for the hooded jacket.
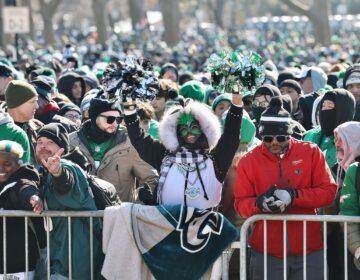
[0,112,31,163]
[304,89,356,176]
[338,122,360,256]
[0,165,41,273]
[57,72,86,106]
[234,138,336,257]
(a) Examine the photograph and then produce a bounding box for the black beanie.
[279,79,302,95]
[254,84,281,100]
[160,63,178,81]
[37,123,69,153]
[58,103,81,116]
[88,95,122,120]
[277,70,298,85]
[259,96,293,136]
[343,64,360,89]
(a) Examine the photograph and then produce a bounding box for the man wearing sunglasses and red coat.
[69,94,158,202]
[234,96,337,280]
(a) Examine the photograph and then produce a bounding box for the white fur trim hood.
[158,101,222,152]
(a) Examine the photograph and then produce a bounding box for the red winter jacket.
[234,138,336,257]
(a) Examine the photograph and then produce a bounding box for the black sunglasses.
[262,135,289,143]
[99,115,122,124]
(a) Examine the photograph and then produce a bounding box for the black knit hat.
[343,64,360,88]
[279,79,302,95]
[254,84,281,100]
[37,123,69,153]
[58,103,81,116]
[160,63,178,81]
[259,96,293,136]
[88,95,122,120]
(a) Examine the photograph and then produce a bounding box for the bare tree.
[92,0,109,46]
[159,0,180,46]
[280,0,331,45]
[22,0,36,42]
[0,0,5,47]
[39,0,62,46]
[213,0,225,28]
[128,0,144,31]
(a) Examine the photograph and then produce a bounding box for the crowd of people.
[0,18,360,279]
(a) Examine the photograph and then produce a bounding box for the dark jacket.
[57,72,86,106]
[124,104,243,183]
[0,165,41,273]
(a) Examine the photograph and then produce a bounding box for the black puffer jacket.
[0,165,41,273]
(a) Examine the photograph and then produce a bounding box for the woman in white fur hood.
[124,94,243,209]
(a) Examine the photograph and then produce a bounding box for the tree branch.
[39,0,62,17]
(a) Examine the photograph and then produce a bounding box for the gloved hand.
[273,188,295,207]
[138,183,156,205]
[256,185,283,213]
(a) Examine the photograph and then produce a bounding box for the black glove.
[138,183,156,205]
[255,185,282,213]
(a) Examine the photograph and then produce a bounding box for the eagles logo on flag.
[176,207,223,253]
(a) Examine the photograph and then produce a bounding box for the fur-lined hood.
[158,101,221,152]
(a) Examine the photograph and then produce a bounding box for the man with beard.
[69,94,158,202]
[36,123,103,280]
[234,96,336,280]
[343,64,360,121]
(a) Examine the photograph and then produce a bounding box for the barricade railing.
[0,210,103,280]
[239,214,360,280]
[8,211,357,280]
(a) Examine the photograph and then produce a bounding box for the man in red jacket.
[234,96,336,280]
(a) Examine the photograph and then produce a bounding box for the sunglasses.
[99,115,122,124]
[262,135,289,143]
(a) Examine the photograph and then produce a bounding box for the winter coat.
[124,103,243,208]
[0,165,41,273]
[340,162,360,255]
[304,127,336,177]
[69,123,158,202]
[234,138,337,257]
[0,112,31,163]
[42,159,103,280]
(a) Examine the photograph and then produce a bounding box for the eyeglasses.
[262,135,289,143]
[99,115,122,124]
[64,113,81,121]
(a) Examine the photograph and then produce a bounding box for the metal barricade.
[0,210,103,280]
[239,214,360,280]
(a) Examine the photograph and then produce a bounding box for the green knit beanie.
[179,80,206,102]
[5,80,38,109]
[211,94,232,111]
